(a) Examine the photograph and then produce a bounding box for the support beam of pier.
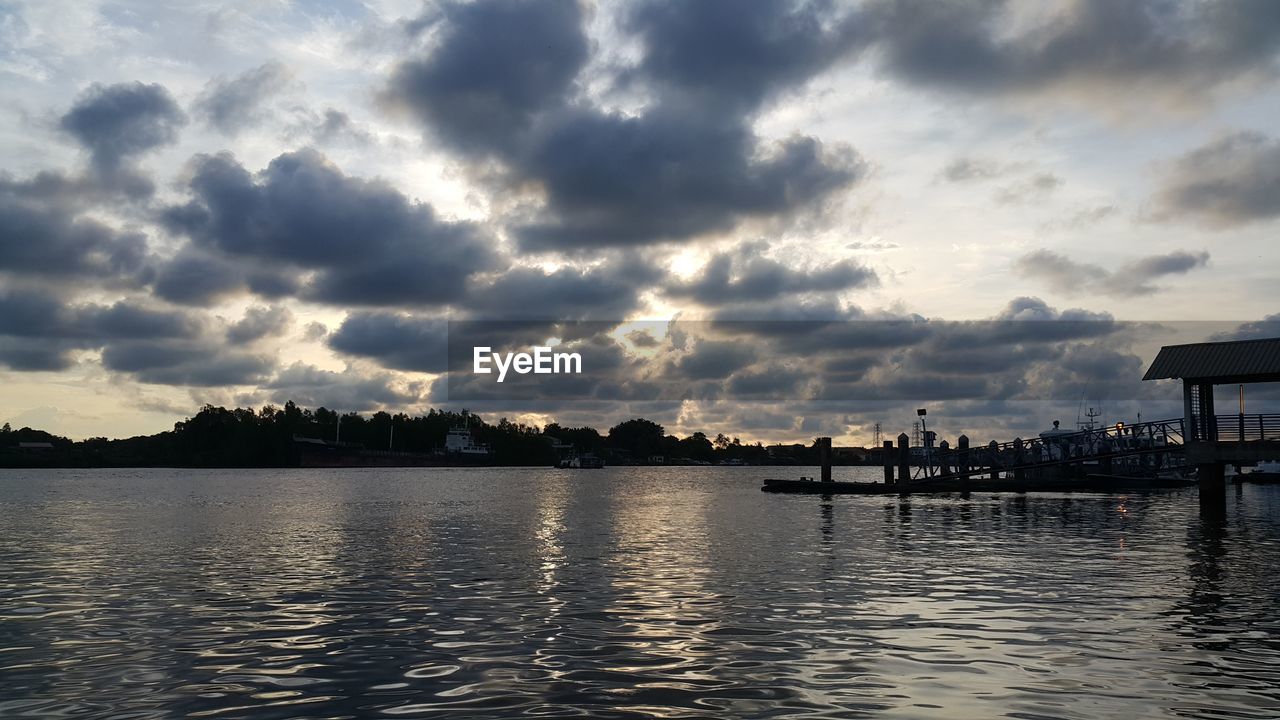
[897,433,910,484]
[1198,463,1225,494]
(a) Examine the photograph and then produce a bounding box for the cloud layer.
[1,0,1278,441]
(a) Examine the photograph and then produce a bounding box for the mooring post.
[1198,463,1225,494]
[818,436,832,482]
[988,440,999,480]
[1012,438,1025,481]
[897,433,911,484]
[958,434,970,477]
[938,440,951,476]
[1198,462,1227,518]
[882,440,894,484]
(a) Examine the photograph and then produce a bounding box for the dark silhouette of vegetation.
[0,402,851,468]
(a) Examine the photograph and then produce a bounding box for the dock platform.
[761,475,1195,495]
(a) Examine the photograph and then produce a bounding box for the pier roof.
[1143,337,1280,384]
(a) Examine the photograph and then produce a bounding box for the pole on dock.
[938,440,950,476]
[1012,438,1025,481]
[882,440,895,484]
[1199,463,1227,518]
[818,437,832,482]
[958,435,969,477]
[988,440,999,480]
[897,433,911,484]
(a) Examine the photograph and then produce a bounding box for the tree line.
[0,402,827,468]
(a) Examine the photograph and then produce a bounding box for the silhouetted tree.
[608,418,666,459]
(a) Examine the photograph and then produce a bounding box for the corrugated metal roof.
[1143,337,1280,381]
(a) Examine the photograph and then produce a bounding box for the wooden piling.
[818,436,832,482]
[988,440,999,480]
[897,433,911,484]
[938,440,951,476]
[958,434,969,477]
[1197,463,1225,493]
[882,440,894,484]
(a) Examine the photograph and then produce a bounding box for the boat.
[1234,460,1280,484]
[557,453,604,469]
[444,426,492,458]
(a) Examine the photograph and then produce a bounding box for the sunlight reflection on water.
[2,467,1279,719]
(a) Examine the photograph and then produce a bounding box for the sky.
[1,0,1279,445]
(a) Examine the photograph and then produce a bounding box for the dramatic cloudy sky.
[2,0,1279,444]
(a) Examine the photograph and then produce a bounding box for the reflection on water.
[2,467,1280,719]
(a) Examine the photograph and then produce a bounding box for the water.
[2,467,1279,719]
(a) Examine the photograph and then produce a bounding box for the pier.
[764,337,1280,495]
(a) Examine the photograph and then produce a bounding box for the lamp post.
[917,408,929,478]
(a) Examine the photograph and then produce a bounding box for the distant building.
[833,446,870,462]
[766,443,804,459]
[543,434,574,452]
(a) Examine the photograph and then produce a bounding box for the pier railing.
[918,413,1280,480]
[1209,413,1280,442]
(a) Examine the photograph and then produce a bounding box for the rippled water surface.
[3,467,1280,719]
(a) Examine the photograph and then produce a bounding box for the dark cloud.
[59,82,186,172]
[665,242,876,305]
[0,337,77,372]
[226,306,292,344]
[151,252,246,305]
[0,288,200,342]
[309,109,372,145]
[433,297,1149,412]
[0,286,277,386]
[0,287,203,371]
[463,258,659,320]
[76,302,203,340]
[101,341,274,386]
[327,313,449,373]
[194,62,294,136]
[164,149,501,306]
[666,339,757,380]
[1213,314,1280,341]
[263,363,428,411]
[0,175,152,284]
[726,364,810,398]
[0,288,65,339]
[1015,249,1209,297]
[1155,131,1280,227]
[626,329,659,348]
[515,116,863,249]
[384,0,866,250]
[623,0,863,112]
[708,297,854,325]
[382,0,588,155]
[863,0,1280,103]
